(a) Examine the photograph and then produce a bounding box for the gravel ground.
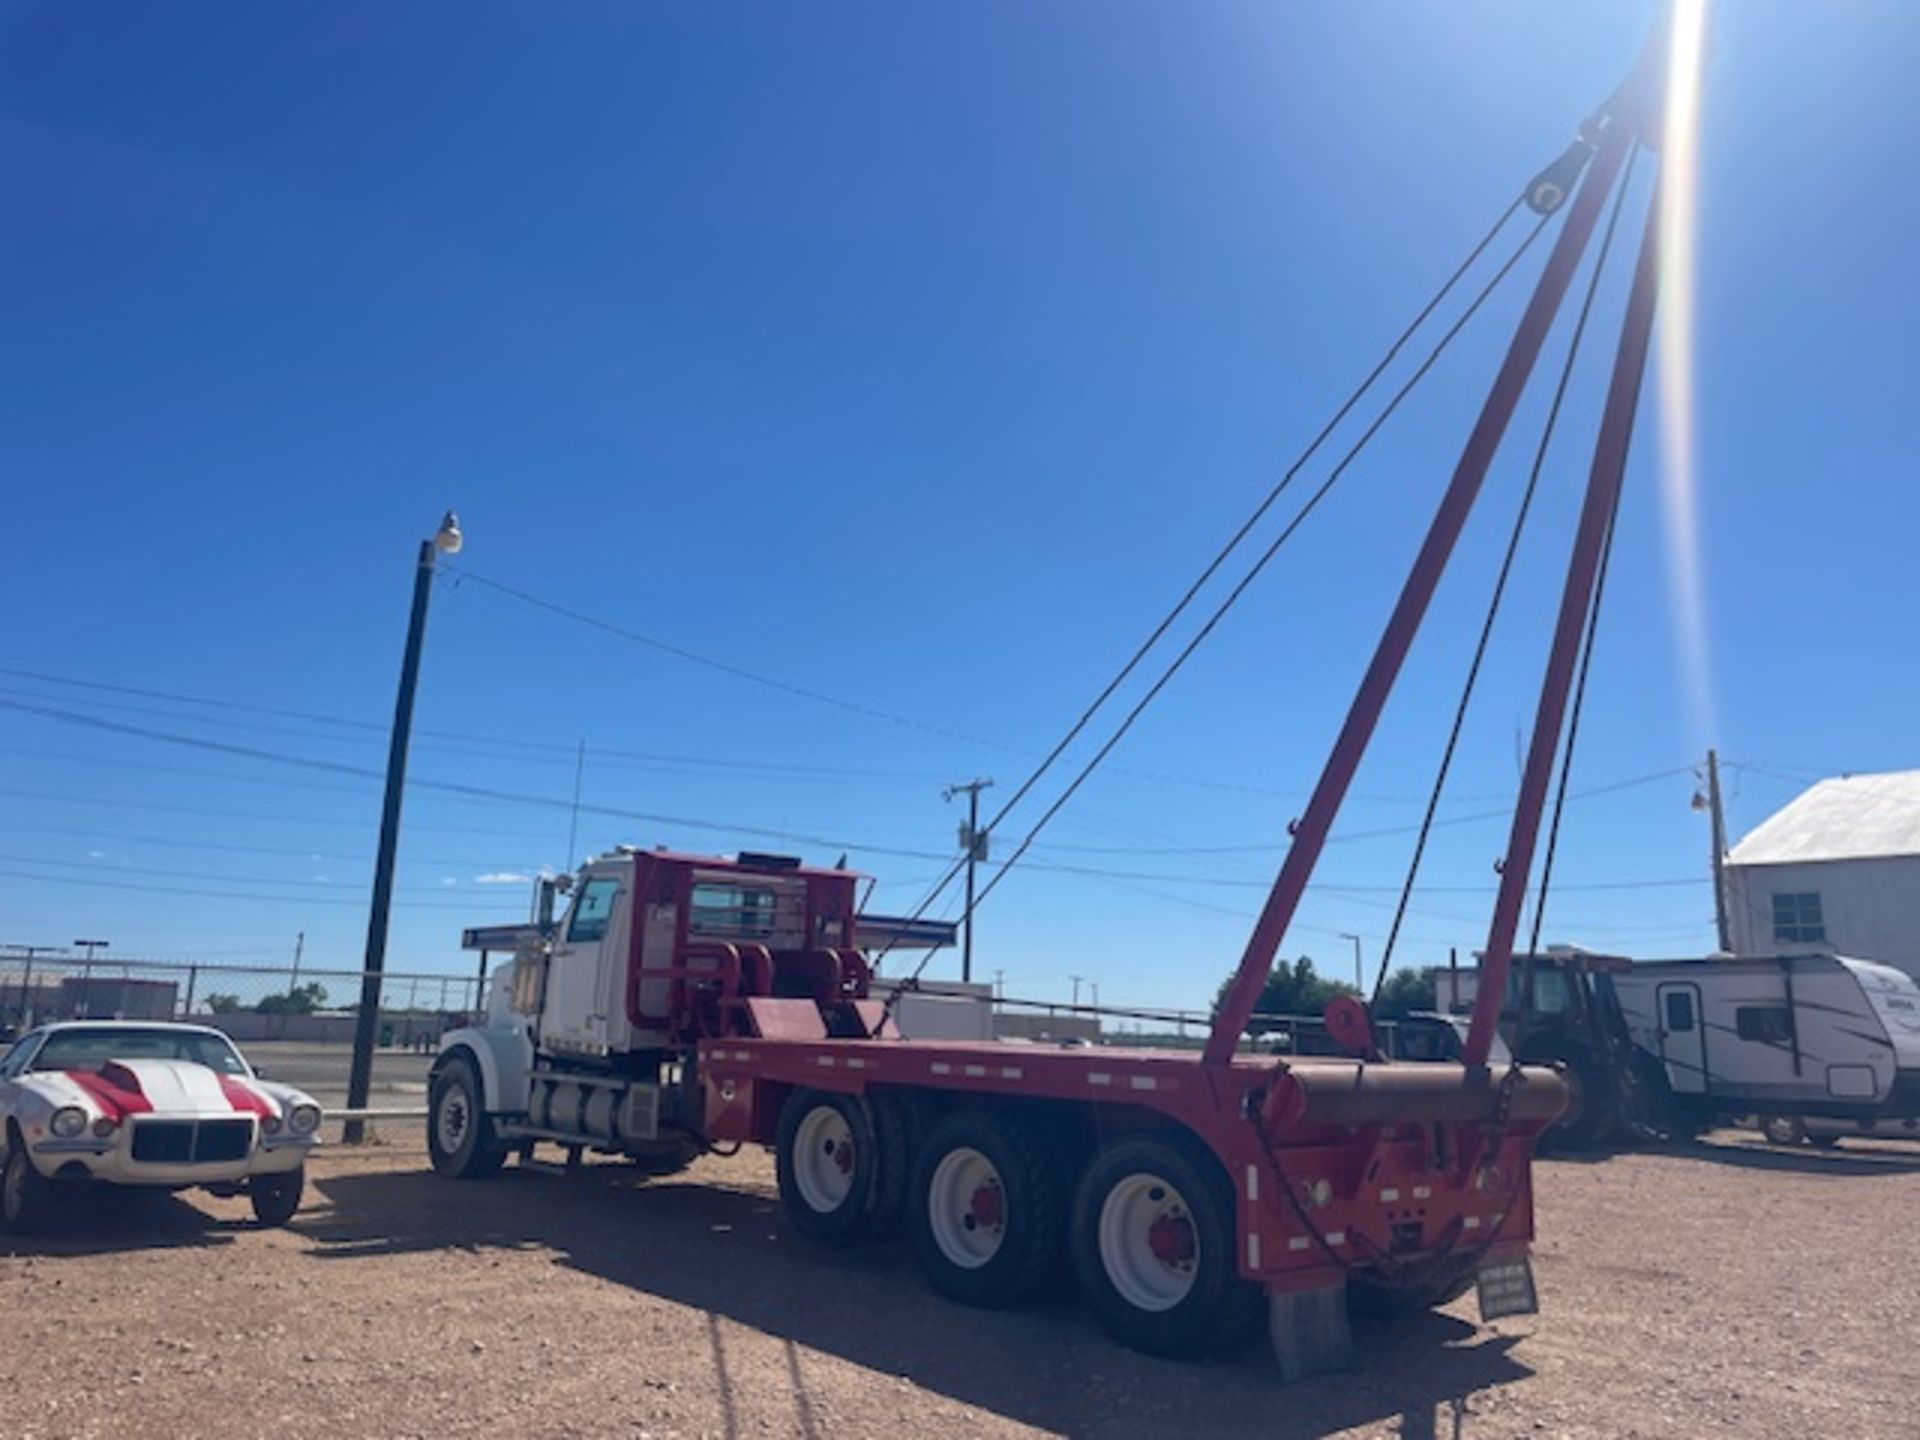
[1,1130,1915,1439]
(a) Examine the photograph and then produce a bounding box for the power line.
[0,867,525,910]
[439,567,1020,753]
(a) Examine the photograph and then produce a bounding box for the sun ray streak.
[1658,0,1716,741]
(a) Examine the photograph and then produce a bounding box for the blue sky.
[2,2,1915,1010]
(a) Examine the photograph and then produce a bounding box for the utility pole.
[73,938,110,963]
[290,930,305,998]
[565,738,587,869]
[1089,981,1100,1010]
[991,968,1004,1001]
[1339,932,1363,992]
[1070,974,1084,1007]
[347,511,463,1143]
[1704,748,1732,952]
[943,778,994,985]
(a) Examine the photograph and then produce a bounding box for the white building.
[1724,769,1920,981]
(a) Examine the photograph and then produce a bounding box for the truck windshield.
[29,1027,250,1077]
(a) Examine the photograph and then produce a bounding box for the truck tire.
[1522,1047,1609,1149]
[2,1134,52,1235]
[1070,1130,1262,1358]
[776,1089,887,1245]
[249,1165,305,1226]
[909,1109,1066,1309]
[429,1054,508,1179]
[864,1089,921,1236]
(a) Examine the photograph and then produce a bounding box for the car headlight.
[50,1106,88,1138]
[287,1103,321,1136]
[260,1113,282,1135]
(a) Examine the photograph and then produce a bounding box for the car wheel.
[1070,1131,1262,1358]
[429,1054,508,1179]
[2,1136,52,1235]
[909,1109,1066,1309]
[250,1165,304,1227]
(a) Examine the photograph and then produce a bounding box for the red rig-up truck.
[428,34,1685,1377]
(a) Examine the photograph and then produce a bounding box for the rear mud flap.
[1268,1280,1353,1382]
[1475,1256,1539,1321]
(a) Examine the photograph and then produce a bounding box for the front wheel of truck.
[429,1054,508,1179]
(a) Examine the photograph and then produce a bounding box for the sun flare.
[1657,0,1716,741]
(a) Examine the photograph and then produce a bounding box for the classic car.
[1,1020,321,1232]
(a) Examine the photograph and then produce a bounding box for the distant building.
[60,976,179,1021]
[1724,769,1920,980]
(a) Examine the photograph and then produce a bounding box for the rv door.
[1656,982,1707,1094]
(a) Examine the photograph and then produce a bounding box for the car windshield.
[28,1027,250,1077]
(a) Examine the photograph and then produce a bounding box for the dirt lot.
[2,1132,1915,1439]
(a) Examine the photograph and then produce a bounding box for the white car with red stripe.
[0,1021,321,1233]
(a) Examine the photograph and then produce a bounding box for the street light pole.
[345,512,462,1143]
[1339,932,1363,992]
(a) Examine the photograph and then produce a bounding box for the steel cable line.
[1368,145,1642,1004]
[1525,414,1634,959]
[879,205,1558,1001]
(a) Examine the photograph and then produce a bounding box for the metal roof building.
[1725,769,1920,980]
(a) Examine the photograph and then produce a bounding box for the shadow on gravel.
[1666,1138,1920,1178]
[308,1164,1533,1439]
[0,1186,242,1257]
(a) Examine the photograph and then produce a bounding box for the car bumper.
[31,1134,316,1186]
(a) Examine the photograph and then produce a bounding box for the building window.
[1735,1006,1794,1045]
[1771,892,1826,945]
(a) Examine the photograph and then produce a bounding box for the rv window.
[1771,892,1826,945]
[1663,989,1696,1033]
[566,878,620,944]
[1735,1005,1793,1045]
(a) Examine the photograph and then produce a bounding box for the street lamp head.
[433,511,464,554]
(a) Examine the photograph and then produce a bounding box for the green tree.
[255,982,328,1016]
[1373,967,1439,1019]
[1213,955,1357,1035]
[204,993,242,1015]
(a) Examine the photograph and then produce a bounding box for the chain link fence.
[0,952,493,1126]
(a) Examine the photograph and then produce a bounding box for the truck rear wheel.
[1070,1131,1261,1358]
[776,1089,888,1245]
[909,1109,1065,1309]
[429,1054,508,1179]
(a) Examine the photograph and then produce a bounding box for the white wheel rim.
[792,1106,857,1214]
[1097,1172,1200,1312]
[436,1081,472,1155]
[926,1146,1005,1269]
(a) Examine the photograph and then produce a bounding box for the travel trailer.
[1442,952,1920,1144]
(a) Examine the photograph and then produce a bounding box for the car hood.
[28,1059,280,1120]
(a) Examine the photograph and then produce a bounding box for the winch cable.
[867,192,1534,987]
[1524,425,1630,965]
[1367,146,1641,1006]
[882,209,1561,1009]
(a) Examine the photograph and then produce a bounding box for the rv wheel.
[1760,1115,1805,1147]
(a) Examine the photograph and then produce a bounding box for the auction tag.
[1476,1257,1539,1320]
